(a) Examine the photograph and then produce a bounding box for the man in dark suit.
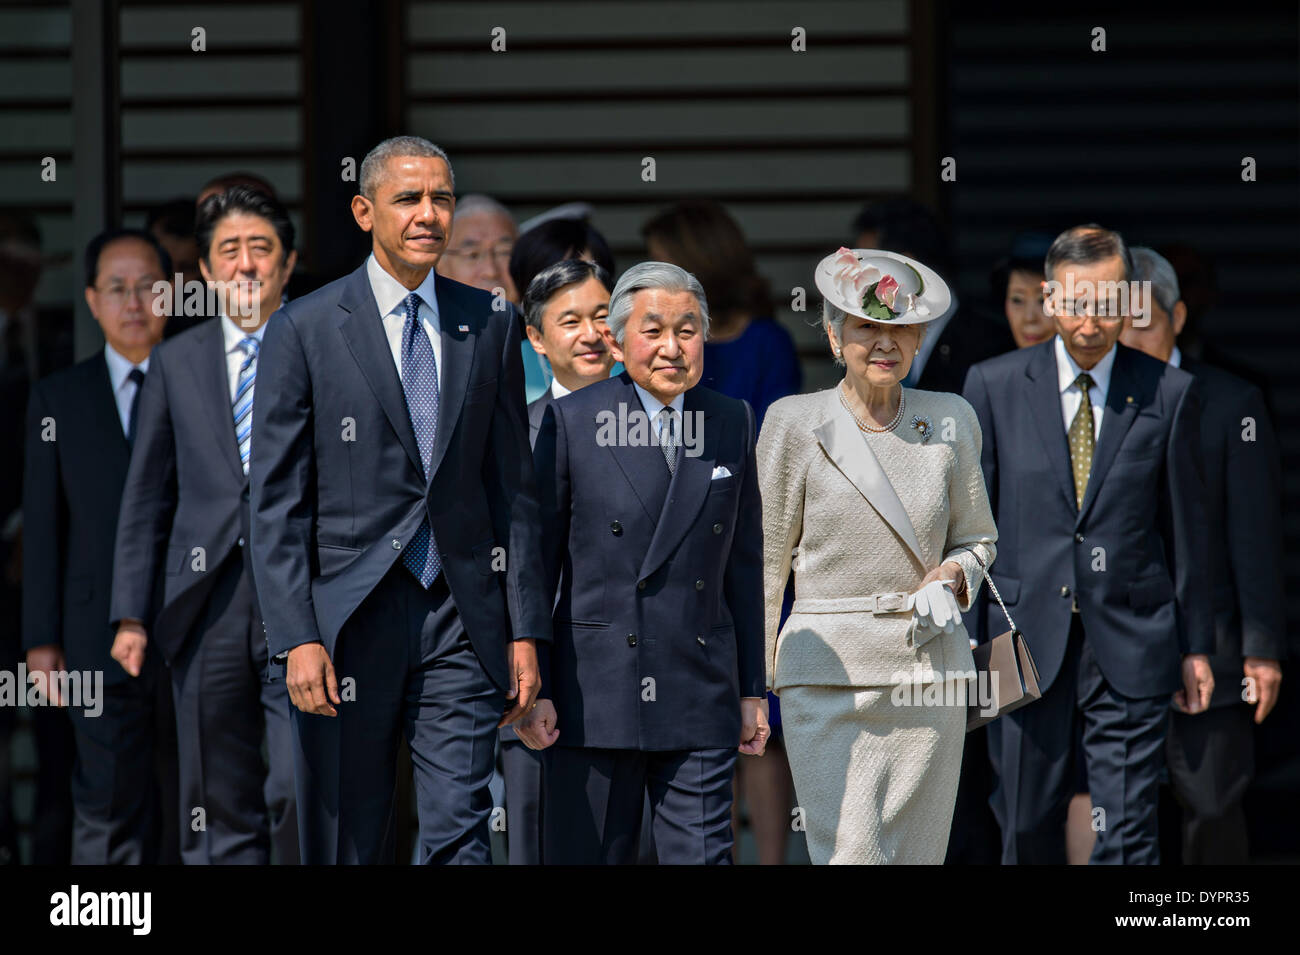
[1121,247,1285,863]
[23,229,179,864]
[518,261,769,864]
[495,258,614,864]
[250,136,550,864]
[110,188,301,864]
[963,224,1215,865]
[852,198,1014,394]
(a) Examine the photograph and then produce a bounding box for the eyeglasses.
[95,280,162,306]
[442,245,512,265]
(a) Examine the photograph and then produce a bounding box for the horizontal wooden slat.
[0,60,71,100]
[0,159,73,202]
[0,110,71,152]
[0,8,70,49]
[120,57,300,98]
[118,4,298,47]
[122,159,300,202]
[122,106,301,149]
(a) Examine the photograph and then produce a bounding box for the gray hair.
[1130,246,1181,317]
[1044,223,1134,282]
[359,136,454,199]
[454,193,516,229]
[606,261,709,346]
[821,302,924,368]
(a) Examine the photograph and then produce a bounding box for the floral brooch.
[911,415,933,443]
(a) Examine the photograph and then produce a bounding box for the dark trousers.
[944,724,1002,864]
[69,660,178,865]
[500,736,546,865]
[0,627,17,865]
[172,558,298,864]
[988,615,1169,864]
[545,745,736,864]
[1165,703,1253,864]
[30,705,74,863]
[291,567,504,864]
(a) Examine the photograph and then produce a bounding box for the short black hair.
[522,258,612,332]
[989,231,1054,304]
[84,228,172,288]
[850,198,952,277]
[509,218,616,304]
[145,198,197,240]
[1044,224,1133,282]
[195,186,296,264]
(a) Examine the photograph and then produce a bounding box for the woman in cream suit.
[758,248,998,864]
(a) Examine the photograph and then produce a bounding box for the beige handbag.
[961,548,1041,731]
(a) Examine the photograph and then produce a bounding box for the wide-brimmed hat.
[815,247,951,325]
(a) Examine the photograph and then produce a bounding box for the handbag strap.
[958,545,1018,636]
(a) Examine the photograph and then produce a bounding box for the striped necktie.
[233,336,258,474]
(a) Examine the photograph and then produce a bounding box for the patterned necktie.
[658,407,680,476]
[126,367,145,448]
[399,292,441,587]
[233,337,258,474]
[1068,372,1096,509]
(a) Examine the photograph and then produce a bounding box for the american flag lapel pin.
[458,324,469,332]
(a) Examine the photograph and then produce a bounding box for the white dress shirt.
[103,343,149,438]
[1054,334,1116,442]
[1169,344,1183,368]
[550,377,572,400]
[366,253,443,391]
[631,380,685,443]
[221,315,267,401]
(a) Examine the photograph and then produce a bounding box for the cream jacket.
[758,385,998,691]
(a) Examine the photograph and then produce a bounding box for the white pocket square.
[710,466,732,480]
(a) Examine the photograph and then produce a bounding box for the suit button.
[610,521,623,536]
[637,580,646,591]
[697,635,706,646]
[627,633,637,647]
[712,523,723,534]
[1075,533,1084,543]
[237,536,245,547]
[392,539,401,550]
[695,579,705,591]
[1060,586,1071,598]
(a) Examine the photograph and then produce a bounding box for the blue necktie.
[399,292,441,587]
[232,338,258,473]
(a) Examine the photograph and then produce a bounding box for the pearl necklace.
[839,382,905,434]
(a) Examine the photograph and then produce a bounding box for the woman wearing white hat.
[757,248,998,863]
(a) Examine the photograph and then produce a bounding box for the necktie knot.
[1075,372,1094,394]
[404,292,422,323]
[127,367,145,387]
[238,336,259,357]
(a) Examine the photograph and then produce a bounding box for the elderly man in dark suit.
[1121,247,1285,863]
[963,224,1214,865]
[518,261,768,865]
[23,229,178,864]
[110,187,301,864]
[249,136,550,864]
[497,258,614,864]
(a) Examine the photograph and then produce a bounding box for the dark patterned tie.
[1068,373,1096,509]
[399,292,441,587]
[126,367,145,448]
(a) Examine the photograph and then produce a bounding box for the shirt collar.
[221,314,267,353]
[631,380,685,421]
[366,253,439,325]
[1169,344,1183,368]
[1054,334,1116,396]
[550,377,572,400]
[103,342,148,391]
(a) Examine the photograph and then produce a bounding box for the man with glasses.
[963,224,1213,865]
[435,194,518,303]
[23,229,178,863]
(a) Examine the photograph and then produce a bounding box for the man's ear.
[198,258,213,283]
[350,195,374,232]
[525,323,547,358]
[601,325,624,364]
[1171,301,1188,337]
[283,248,299,277]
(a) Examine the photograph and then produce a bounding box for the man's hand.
[499,638,540,727]
[111,621,148,678]
[1244,656,1282,724]
[516,698,559,750]
[739,697,770,756]
[286,642,340,716]
[1173,654,1214,715]
[25,644,66,706]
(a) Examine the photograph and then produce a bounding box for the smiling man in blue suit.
[249,136,550,864]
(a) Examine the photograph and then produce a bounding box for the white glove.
[907,579,962,635]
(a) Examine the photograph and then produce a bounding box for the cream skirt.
[780,683,966,864]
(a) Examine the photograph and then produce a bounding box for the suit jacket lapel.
[813,389,925,569]
[336,265,424,477]
[186,320,243,481]
[1076,345,1141,524]
[92,353,130,470]
[1025,342,1079,514]
[638,387,714,581]
[427,274,477,481]
[605,373,671,524]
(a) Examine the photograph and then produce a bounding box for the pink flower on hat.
[830,247,880,304]
[874,274,900,309]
